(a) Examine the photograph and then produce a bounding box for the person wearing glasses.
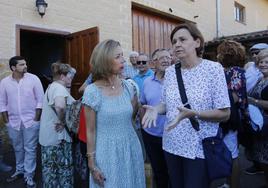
[133,53,154,92]
[140,48,171,188]
[142,23,230,188]
[245,43,268,92]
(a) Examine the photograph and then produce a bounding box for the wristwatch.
[194,111,201,119]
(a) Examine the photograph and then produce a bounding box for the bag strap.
[46,84,73,138]
[175,63,200,131]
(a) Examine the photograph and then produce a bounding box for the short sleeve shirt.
[161,59,230,159]
[39,82,75,146]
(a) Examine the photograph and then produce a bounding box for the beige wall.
[0,0,267,61]
[219,0,268,37]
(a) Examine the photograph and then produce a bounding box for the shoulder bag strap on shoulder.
[175,63,200,131]
[47,84,73,138]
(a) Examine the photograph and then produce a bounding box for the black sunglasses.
[137,61,147,65]
[251,50,260,56]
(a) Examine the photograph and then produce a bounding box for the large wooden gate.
[132,7,183,56]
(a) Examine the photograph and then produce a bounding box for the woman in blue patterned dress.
[142,23,231,188]
[217,40,249,188]
[82,39,145,188]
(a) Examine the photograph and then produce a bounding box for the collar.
[138,69,152,77]
[10,72,27,81]
[152,73,163,83]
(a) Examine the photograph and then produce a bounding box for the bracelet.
[86,151,96,158]
[90,166,98,173]
[255,99,259,105]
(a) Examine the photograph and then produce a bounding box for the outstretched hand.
[165,106,196,131]
[141,105,158,128]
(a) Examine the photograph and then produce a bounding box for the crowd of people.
[0,22,268,188]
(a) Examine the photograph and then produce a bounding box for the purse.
[175,62,232,181]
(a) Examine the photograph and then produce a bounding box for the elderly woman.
[39,62,76,187]
[217,40,248,188]
[82,39,145,187]
[142,23,230,188]
[247,48,268,187]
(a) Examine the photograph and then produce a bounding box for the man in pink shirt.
[0,56,44,188]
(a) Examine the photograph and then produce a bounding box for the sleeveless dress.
[82,80,145,188]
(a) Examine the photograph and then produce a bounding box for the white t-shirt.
[39,82,75,146]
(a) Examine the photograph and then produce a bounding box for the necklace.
[102,81,116,89]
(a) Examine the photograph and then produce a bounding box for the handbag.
[175,62,232,181]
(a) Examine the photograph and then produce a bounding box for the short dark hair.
[170,23,204,57]
[9,56,25,70]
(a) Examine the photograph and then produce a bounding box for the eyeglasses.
[136,61,147,65]
[158,56,171,61]
[251,50,260,56]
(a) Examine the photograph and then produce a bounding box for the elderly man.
[0,56,44,188]
[140,48,171,188]
[133,53,154,92]
[122,51,139,79]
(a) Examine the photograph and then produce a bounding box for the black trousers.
[164,151,209,188]
[141,129,169,188]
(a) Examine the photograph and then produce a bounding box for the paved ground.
[0,144,266,188]
[0,121,265,188]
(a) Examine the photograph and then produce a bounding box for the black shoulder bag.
[175,63,232,181]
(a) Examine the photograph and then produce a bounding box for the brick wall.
[0,0,267,59]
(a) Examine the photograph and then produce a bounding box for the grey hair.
[129,51,139,57]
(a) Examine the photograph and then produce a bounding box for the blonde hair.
[51,62,74,80]
[90,39,121,81]
[256,49,268,65]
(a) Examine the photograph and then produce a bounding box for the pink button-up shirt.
[0,73,44,130]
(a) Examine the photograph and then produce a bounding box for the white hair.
[129,51,139,57]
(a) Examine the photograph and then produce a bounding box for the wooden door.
[65,27,99,99]
[132,8,183,56]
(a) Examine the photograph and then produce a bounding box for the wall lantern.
[36,0,48,17]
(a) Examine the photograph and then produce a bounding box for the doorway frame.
[16,25,70,55]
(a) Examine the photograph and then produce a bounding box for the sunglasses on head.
[137,61,147,65]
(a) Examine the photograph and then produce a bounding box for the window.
[234,2,246,23]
